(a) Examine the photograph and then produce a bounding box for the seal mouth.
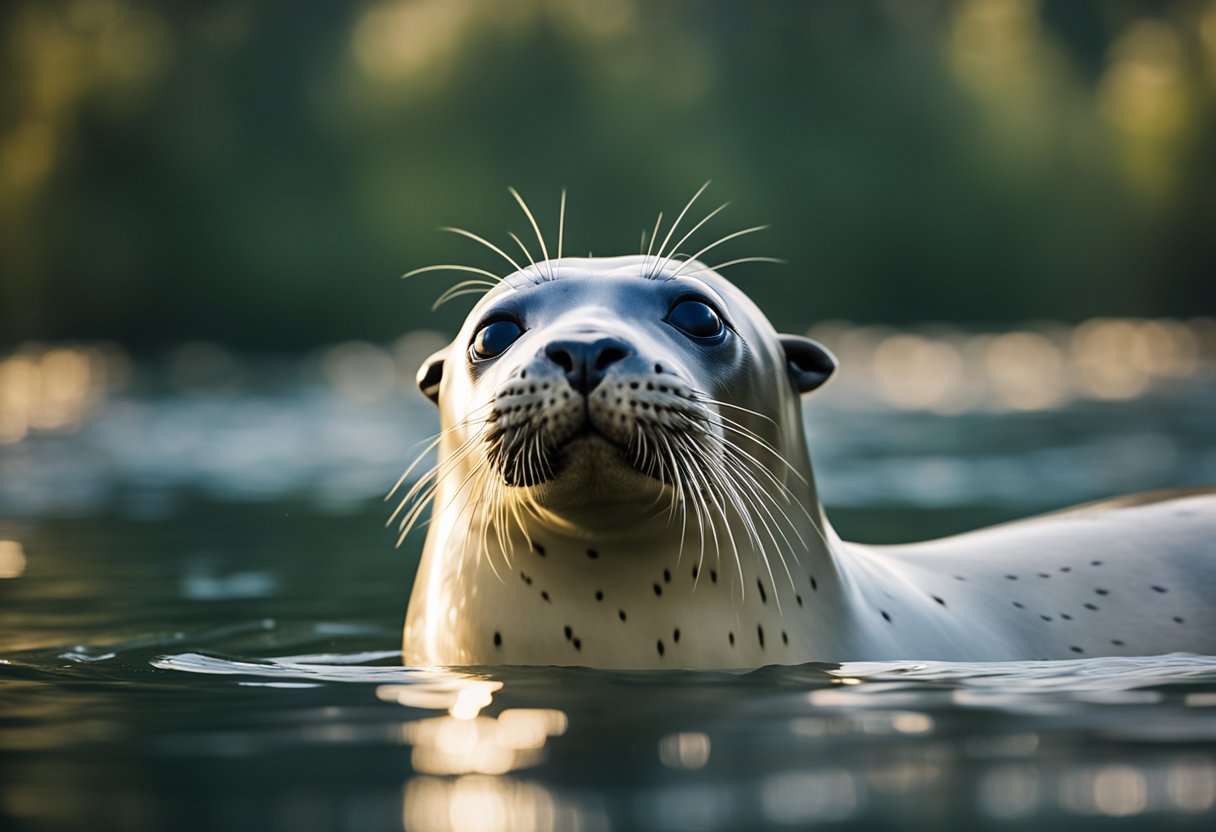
[486,408,635,488]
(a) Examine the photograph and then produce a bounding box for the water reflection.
[810,315,1213,414]
[403,775,607,832]
[3,629,1216,830]
[0,344,125,444]
[0,539,26,578]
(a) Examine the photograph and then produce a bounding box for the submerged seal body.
[399,253,1216,669]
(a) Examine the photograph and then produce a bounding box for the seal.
[395,191,1216,669]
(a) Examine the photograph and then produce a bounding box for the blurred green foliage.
[2,0,1214,349]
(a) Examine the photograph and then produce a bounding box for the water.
[3,351,1216,830]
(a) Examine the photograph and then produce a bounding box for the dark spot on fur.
[796,594,803,607]
[757,580,767,604]
[653,584,662,596]
[520,370,527,379]
[673,628,681,643]
[630,382,639,390]
[541,591,550,602]
[533,543,546,557]
[1038,573,1050,579]
[655,363,663,373]
[881,610,891,622]
[657,640,665,656]
[1095,588,1109,596]
[619,610,627,622]
[1151,585,1167,593]
[1084,603,1098,611]
[1061,613,1072,620]
[586,549,598,559]
[521,573,533,586]
[1174,616,1185,624]
[1091,560,1103,566]
[1070,646,1084,654]
[564,626,572,640]
[932,595,946,607]
[954,575,966,581]
[595,590,604,602]
[1040,614,1052,621]
[1060,566,1071,573]
[1005,575,1018,581]
[493,631,502,647]
[663,569,671,583]
[1013,602,1025,609]
[710,570,718,583]
[728,631,735,646]
[1111,639,1124,646]
[573,638,581,650]
[781,630,789,645]
[692,565,699,580]
[810,576,818,591]
[757,625,765,648]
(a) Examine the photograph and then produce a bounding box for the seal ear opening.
[417,350,445,404]
[778,334,837,394]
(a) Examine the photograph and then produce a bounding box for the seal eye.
[667,300,724,340]
[471,320,523,360]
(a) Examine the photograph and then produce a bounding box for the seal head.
[415,256,835,518]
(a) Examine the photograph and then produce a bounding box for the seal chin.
[526,433,671,512]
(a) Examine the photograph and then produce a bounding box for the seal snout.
[543,335,633,395]
[483,325,721,490]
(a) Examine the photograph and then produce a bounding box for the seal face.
[397,198,1216,669]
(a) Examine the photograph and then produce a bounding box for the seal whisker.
[704,419,812,506]
[703,410,803,474]
[687,439,786,605]
[432,287,492,309]
[670,439,728,583]
[432,280,498,310]
[439,226,525,275]
[401,437,491,530]
[668,225,769,282]
[403,445,493,542]
[682,411,809,499]
[508,231,539,273]
[654,201,731,279]
[389,424,489,525]
[556,188,566,264]
[645,212,664,259]
[691,392,780,429]
[507,187,553,282]
[402,264,504,283]
[724,449,809,557]
[683,256,786,277]
[653,181,711,276]
[658,433,704,578]
[706,441,794,555]
[716,447,803,598]
[649,429,691,550]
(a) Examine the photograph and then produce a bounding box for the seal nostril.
[546,346,575,374]
[595,347,628,372]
